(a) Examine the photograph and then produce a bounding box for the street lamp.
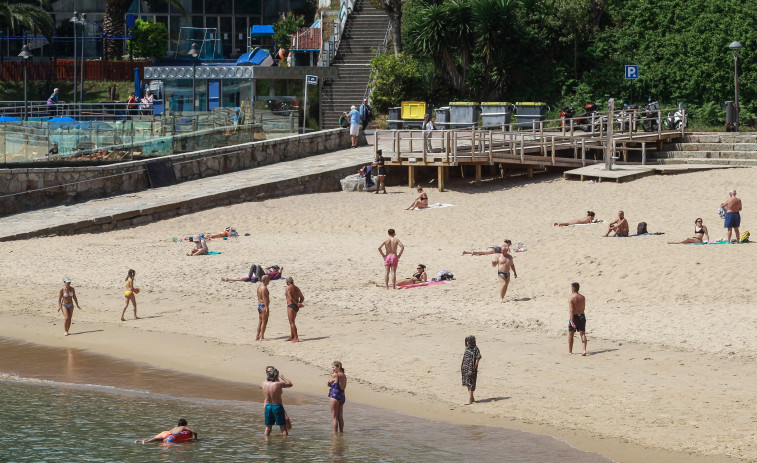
[18,44,33,121]
[80,13,87,106]
[188,42,199,112]
[729,41,742,132]
[70,12,80,105]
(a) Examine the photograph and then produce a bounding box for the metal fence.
[0,60,149,82]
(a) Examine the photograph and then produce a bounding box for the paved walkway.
[0,145,375,241]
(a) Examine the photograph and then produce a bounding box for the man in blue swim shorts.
[721,189,743,244]
[260,367,293,436]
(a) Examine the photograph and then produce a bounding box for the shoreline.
[0,313,739,463]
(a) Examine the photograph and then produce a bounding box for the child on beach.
[461,335,482,405]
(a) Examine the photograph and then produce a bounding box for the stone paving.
[0,144,375,241]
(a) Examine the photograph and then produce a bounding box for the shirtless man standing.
[568,282,587,356]
[256,275,270,341]
[259,367,293,437]
[491,246,517,301]
[378,229,405,289]
[284,277,305,342]
[604,210,629,237]
[721,189,743,243]
[134,418,198,443]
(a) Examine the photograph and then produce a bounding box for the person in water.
[328,361,347,432]
[134,418,198,443]
[260,367,293,436]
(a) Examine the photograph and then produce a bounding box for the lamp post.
[188,42,199,112]
[70,12,79,105]
[729,41,742,132]
[80,13,87,106]
[18,44,33,121]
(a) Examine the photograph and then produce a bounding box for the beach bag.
[637,222,648,235]
[718,206,727,219]
[740,231,750,243]
[433,269,454,281]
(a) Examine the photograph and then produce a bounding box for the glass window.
[206,1,232,14]
[234,17,248,55]
[235,0,262,15]
[191,0,204,14]
[220,17,232,57]
[145,1,168,13]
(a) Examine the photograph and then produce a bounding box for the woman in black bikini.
[406,186,429,210]
[668,218,710,244]
[373,150,387,194]
[396,264,427,287]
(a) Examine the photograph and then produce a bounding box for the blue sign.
[306,75,318,85]
[126,14,136,29]
[625,65,639,80]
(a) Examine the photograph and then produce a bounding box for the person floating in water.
[134,418,197,444]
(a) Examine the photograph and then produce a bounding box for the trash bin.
[401,101,426,129]
[480,102,513,128]
[388,107,401,130]
[435,107,450,130]
[515,102,550,130]
[449,102,480,129]
[725,101,739,132]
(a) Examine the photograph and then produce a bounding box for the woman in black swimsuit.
[373,150,387,194]
[668,218,710,244]
[396,264,427,287]
[406,186,429,210]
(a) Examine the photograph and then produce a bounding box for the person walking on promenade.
[379,229,404,289]
[492,246,517,301]
[260,367,293,437]
[423,113,435,151]
[58,277,81,336]
[121,269,140,321]
[359,98,373,131]
[721,189,743,243]
[461,335,482,405]
[284,277,304,342]
[568,282,587,356]
[256,275,270,341]
[348,105,361,148]
[328,361,347,432]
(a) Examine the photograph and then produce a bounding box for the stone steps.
[654,157,757,167]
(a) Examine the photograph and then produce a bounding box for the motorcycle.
[617,104,639,132]
[559,106,576,127]
[641,100,660,132]
[575,103,606,132]
[665,106,686,130]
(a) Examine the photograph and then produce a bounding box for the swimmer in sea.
[134,418,197,443]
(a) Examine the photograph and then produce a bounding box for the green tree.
[381,0,403,54]
[273,12,305,50]
[0,0,54,41]
[130,19,169,59]
[103,0,185,59]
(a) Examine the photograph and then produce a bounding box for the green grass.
[0,81,136,104]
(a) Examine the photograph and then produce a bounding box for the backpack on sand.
[637,222,648,235]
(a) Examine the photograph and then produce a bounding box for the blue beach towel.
[207,251,224,255]
[686,240,729,245]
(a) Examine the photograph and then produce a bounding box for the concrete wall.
[1,128,358,216]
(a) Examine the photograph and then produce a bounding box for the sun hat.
[63,277,71,283]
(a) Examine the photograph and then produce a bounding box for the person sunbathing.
[668,218,709,244]
[406,187,429,210]
[462,240,511,256]
[395,264,427,287]
[554,211,595,227]
[222,264,283,282]
[206,226,237,239]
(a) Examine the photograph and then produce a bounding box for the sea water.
[0,339,613,462]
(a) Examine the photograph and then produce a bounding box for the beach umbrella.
[0,116,20,122]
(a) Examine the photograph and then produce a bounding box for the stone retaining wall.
[0,128,358,216]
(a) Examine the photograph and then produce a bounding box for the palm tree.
[103,0,186,59]
[0,0,55,41]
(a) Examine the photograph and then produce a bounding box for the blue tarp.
[250,25,274,37]
[0,116,19,122]
[235,47,272,66]
[75,121,114,131]
[49,116,77,130]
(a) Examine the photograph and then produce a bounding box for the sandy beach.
[2,166,756,462]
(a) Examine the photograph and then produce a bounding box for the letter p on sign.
[625,65,639,80]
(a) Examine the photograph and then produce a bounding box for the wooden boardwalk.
[374,108,689,189]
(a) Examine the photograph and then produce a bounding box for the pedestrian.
[328,361,347,432]
[58,277,81,336]
[461,335,481,405]
[127,91,138,116]
[256,275,270,341]
[348,105,361,148]
[140,89,154,115]
[721,189,743,243]
[259,367,293,437]
[423,113,435,151]
[491,246,517,301]
[568,282,587,356]
[284,277,304,342]
[378,228,404,289]
[121,269,140,321]
[47,88,60,116]
[373,149,387,194]
[359,98,373,131]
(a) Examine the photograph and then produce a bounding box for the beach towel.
[611,232,664,237]
[207,251,224,255]
[686,240,729,245]
[420,203,455,209]
[568,220,605,226]
[396,280,453,289]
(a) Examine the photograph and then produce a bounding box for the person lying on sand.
[462,240,511,256]
[205,226,237,239]
[222,265,283,282]
[135,418,197,443]
[668,218,709,244]
[395,264,427,287]
[604,211,629,237]
[554,211,595,227]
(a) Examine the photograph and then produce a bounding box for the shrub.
[130,20,168,60]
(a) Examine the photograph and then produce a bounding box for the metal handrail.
[363,22,393,102]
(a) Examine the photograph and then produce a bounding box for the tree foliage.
[273,12,306,49]
[130,19,168,59]
[0,0,55,41]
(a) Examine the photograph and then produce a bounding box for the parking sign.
[625,65,639,80]
[306,75,318,85]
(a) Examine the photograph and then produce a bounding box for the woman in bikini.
[373,150,387,194]
[668,218,710,244]
[396,264,428,287]
[328,361,347,432]
[121,269,140,321]
[58,277,81,336]
[406,187,429,210]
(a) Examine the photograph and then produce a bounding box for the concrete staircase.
[652,133,757,166]
[321,0,390,129]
